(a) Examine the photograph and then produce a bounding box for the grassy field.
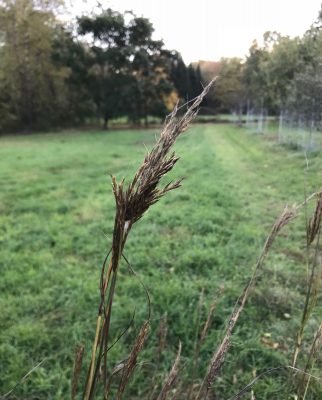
[1,124,322,399]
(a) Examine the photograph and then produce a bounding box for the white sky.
[67,0,322,63]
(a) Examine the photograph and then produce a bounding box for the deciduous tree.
[0,0,68,130]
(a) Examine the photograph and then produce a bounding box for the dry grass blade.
[299,323,322,397]
[196,206,297,399]
[305,323,322,371]
[116,321,150,399]
[146,314,169,400]
[291,217,322,370]
[200,286,224,344]
[188,286,224,400]
[229,365,322,400]
[227,367,284,400]
[1,359,46,399]
[157,314,168,363]
[157,342,182,400]
[308,191,322,245]
[72,344,85,400]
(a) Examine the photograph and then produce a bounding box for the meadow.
[0,124,321,399]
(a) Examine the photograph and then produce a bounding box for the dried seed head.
[157,314,168,361]
[263,206,297,257]
[157,342,182,400]
[200,286,224,343]
[206,336,230,390]
[71,344,85,400]
[111,78,216,231]
[308,192,322,245]
[117,321,150,396]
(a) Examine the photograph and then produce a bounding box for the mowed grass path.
[1,125,321,399]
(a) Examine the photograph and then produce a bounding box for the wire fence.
[243,109,322,152]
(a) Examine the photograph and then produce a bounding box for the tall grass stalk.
[289,192,322,396]
[196,206,297,399]
[292,193,322,368]
[82,79,216,399]
[188,286,223,400]
[221,191,322,400]
[156,342,182,400]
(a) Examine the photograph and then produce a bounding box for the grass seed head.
[117,321,150,396]
[308,191,322,245]
[157,342,182,400]
[111,79,216,230]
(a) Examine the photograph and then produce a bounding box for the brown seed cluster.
[308,191,322,244]
[112,79,216,231]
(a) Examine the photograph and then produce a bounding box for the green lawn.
[1,125,321,399]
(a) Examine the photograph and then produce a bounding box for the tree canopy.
[0,2,202,131]
[2,2,322,132]
[200,7,322,121]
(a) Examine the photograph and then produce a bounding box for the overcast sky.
[68,0,322,63]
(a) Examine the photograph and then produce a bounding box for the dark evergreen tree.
[187,64,200,100]
[167,51,189,100]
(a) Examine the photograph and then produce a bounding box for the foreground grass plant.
[82,80,215,399]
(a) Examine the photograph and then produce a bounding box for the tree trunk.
[143,102,148,128]
[103,113,109,130]
[237,104,243,127]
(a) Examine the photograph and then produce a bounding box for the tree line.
[1,1,322,133]
[0,0,203,132]
[212,7,322,128]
